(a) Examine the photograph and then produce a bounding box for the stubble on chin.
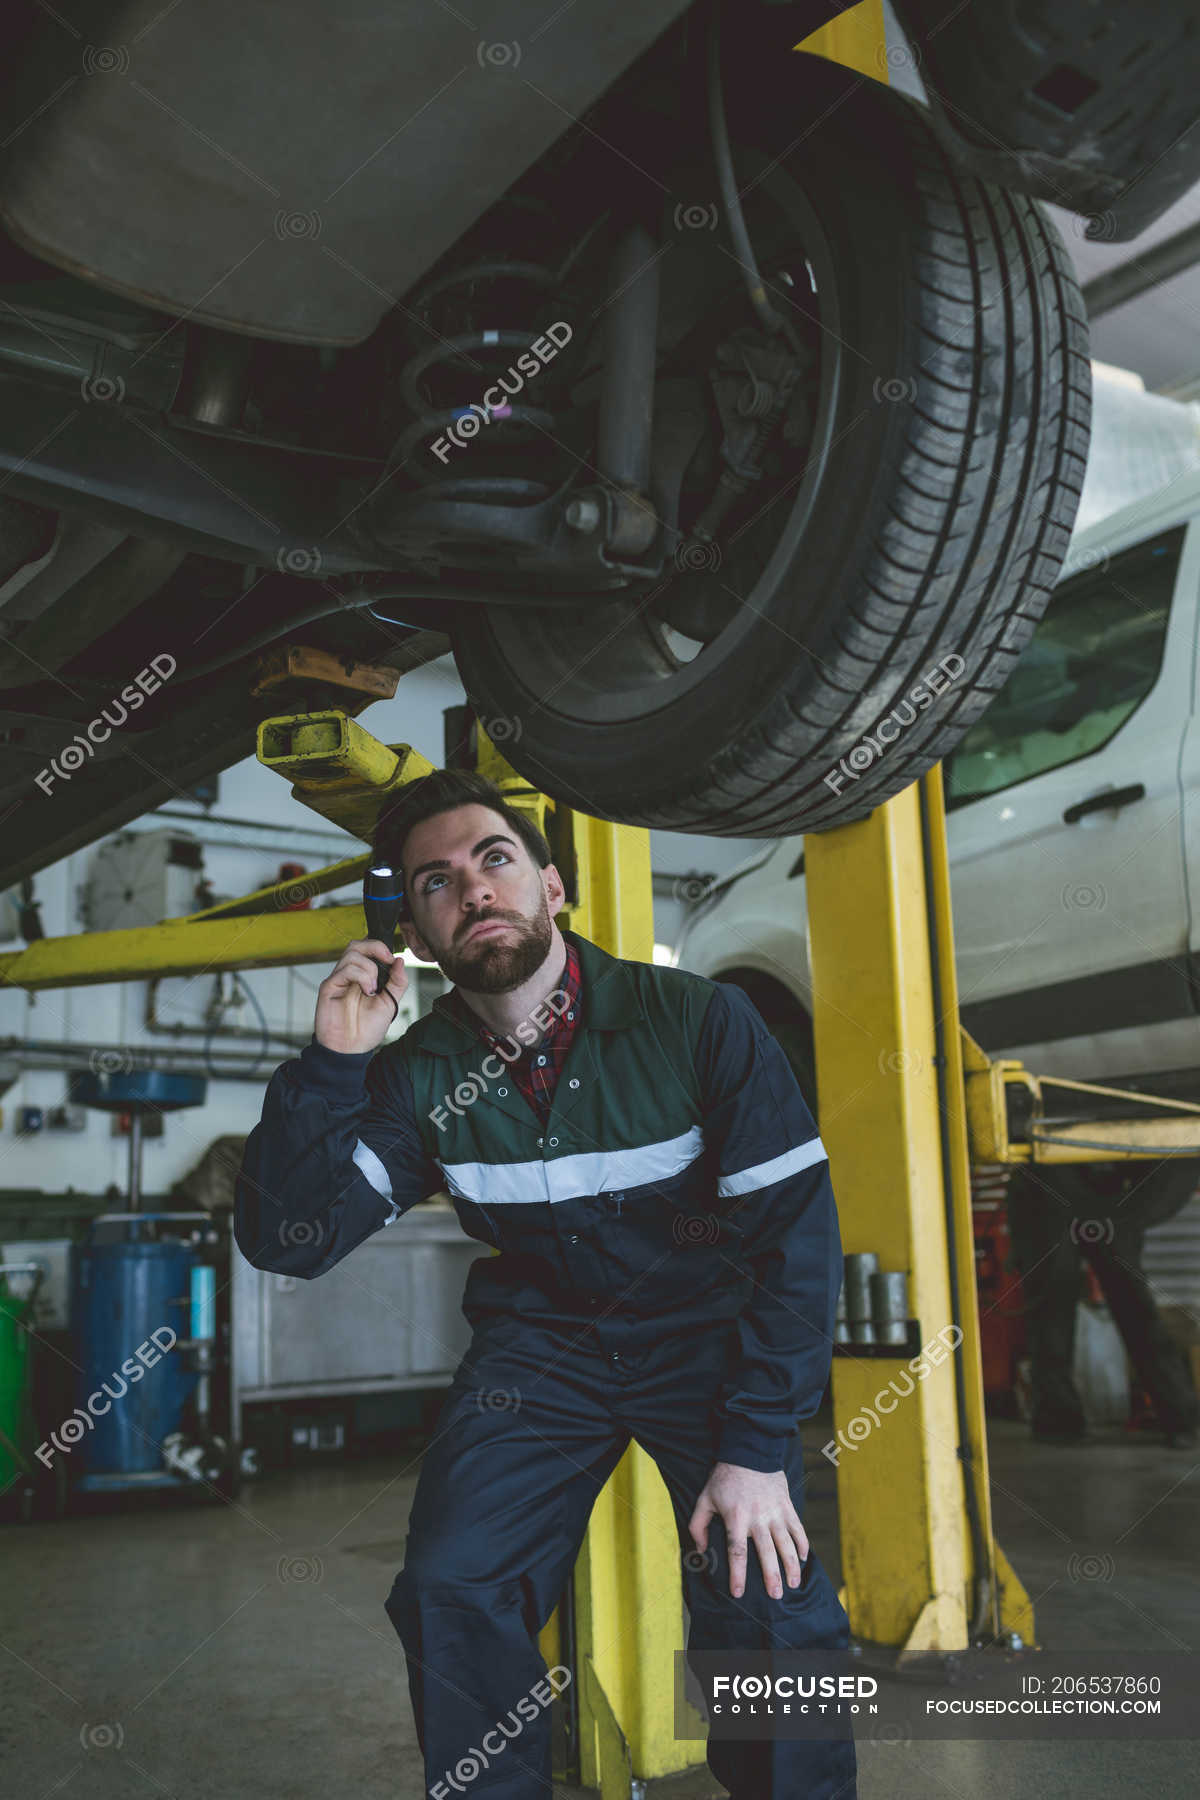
[450,941,519,992]
[440,912,551,994]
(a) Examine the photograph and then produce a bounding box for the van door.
[943,521,1195,1083]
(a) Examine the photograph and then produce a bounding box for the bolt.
[564,496,602,534]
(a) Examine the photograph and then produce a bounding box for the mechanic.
[233,768,856,1800]
[1007,1157,1199,1449]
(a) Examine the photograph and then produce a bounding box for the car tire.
[449,49,1091,837]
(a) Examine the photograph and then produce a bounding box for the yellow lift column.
[790,0,1033,1664]
[805,765,1034,1655]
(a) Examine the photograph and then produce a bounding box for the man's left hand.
[688,1462,809,1599]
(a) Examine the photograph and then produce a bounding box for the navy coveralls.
[234,930,857,1799]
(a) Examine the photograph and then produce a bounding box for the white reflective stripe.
[717,1136,828,1197]
[439,1125,704,1207]
[353,1137,399,1223]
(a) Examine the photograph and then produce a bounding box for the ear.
[543,862,567,917]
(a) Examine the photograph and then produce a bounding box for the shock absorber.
[386,247,580,501]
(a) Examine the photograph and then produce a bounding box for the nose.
[460,865,497,917]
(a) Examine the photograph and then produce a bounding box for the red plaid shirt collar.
[443,937,582,1127]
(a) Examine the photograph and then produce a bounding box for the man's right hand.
[314,938,410,1055]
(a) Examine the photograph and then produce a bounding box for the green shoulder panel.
[381,933,723,1171]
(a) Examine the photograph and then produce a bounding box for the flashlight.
[362,863,405,999]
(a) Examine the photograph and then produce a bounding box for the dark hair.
[373,769,552,912]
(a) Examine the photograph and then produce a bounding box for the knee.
[687,1547,848,1648]
[384,1561,417,1639]
[383,1536,445,1628]
[384,1535,449,1638]
[383,1533,514,1635]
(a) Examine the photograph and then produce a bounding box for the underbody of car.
[1,0,1199,886]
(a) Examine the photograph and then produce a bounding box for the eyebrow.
[408,834,520,888]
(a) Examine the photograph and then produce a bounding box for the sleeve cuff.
[291,1036,376,1099]
[715,1418,794,1474]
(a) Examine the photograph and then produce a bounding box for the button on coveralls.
[235,928,856,1799]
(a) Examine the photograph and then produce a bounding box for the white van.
[674,404,1200,1112]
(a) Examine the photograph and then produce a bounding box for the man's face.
[400,802,564,993]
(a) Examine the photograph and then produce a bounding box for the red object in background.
[277,861,312,910]
[1126,1382,1159,1433]
[972,1171,1027,1413]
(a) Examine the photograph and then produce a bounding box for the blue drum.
[71,1237,197,1476]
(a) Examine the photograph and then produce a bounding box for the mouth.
[464,919,515,942]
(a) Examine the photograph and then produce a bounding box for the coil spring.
[388,257,572,496]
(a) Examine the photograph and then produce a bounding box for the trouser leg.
[384,1322,627,1799]
[617,1326,858,1800]
[1006,1165,1088,1435]
[1084,1224,1199,1433]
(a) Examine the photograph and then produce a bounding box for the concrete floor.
[2,1418,1195,1799]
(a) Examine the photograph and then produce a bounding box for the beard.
[436,888,554,994]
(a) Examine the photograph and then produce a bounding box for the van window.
[945,525,1184,807]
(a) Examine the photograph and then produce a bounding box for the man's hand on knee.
[689,1462,809,1600]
